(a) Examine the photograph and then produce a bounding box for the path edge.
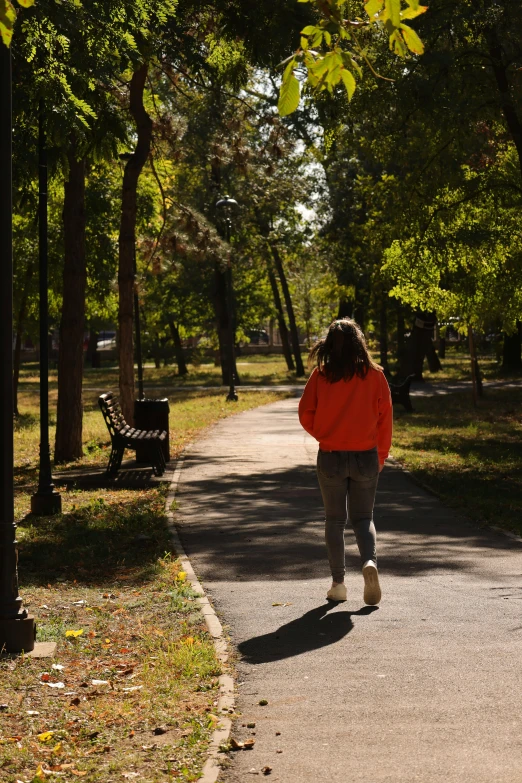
[166,458,233,783]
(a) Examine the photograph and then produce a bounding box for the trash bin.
[134,398,170,463]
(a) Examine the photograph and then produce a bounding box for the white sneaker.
[362,560,381,605]
[327,582,347,602]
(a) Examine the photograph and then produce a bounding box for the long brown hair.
[309,318,380,383]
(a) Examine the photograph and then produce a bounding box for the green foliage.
[279,0,427,114]
[0,0,33,46]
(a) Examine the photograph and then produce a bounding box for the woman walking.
[298,318,392,605]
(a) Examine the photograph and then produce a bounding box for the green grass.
[392,387,522,535]
[18,352,309,390]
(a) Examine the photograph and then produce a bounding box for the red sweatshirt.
[298,367,393,465]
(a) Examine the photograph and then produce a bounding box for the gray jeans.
[316,448,379,582]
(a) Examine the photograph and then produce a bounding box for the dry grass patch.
[2,488,222,782]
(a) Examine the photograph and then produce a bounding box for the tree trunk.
[86,328,100,368]
[502,323,522,370]
[169,320,188,376]
[379,297,389,372]
[269,242,304,376]
[13,260,34,417]
[266,254,294,371]
[396,301,409,377]
[487,29,522,181]
[118,63,153,423]
[54,149,87,463]
[468,325,480,406]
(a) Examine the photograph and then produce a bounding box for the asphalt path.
[176,398,522,782]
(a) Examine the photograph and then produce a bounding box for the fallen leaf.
[271,602,283,607]
[123,686,143,693]
[105,639,111,644]
[182,637,194,646]
[40,673,50,682]
[34,764,46,779]
[122,774,140,779]
[65,630,83,638]
[70,697,81,706]
[27,710,40,716]
[91,680,110,687]
[38,731,54,742]
[243,738,256,749]
[230,738,244,750]
[52,742,63,754]
[52,664,64,671]
[46,682,65,689]
[70,771,87,777]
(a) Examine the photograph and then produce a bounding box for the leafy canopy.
[278,0,427,116]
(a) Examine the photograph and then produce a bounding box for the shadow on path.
[178,452,521,583]
[238,603,378,663]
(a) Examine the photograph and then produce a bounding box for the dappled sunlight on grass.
[392,388,522,533]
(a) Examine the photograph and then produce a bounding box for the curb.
[166,458,234,783]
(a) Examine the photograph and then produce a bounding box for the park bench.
[388,374,415,412]
[98,392,167,477]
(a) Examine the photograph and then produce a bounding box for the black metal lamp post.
[31,102,61,516]
[0,44,35,652]
[119,153,144,400]
[216,196,239,402]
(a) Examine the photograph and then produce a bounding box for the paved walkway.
[176,399,522,783]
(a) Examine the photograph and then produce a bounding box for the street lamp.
[0,44,35,652]
[31,102,61,516]
[119,152,144,400]
[215,196,239,402]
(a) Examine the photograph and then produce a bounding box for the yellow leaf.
[65,629,83,638]
[105,639,111,644]
[182,636,194,646]
[400,23,424,54]
[341,69,356,101]
[52,742,62,754]
[34,764,46,779]
[176,571,187,582]
[17,0,36,7]
[37,731,54,742]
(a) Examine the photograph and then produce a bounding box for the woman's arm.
[298,368,318,436]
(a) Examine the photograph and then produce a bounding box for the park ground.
[2,347,521,781]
